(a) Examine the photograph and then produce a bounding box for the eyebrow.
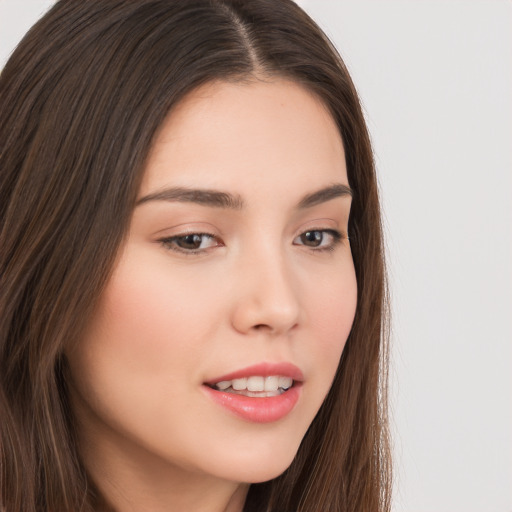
[297,183,352,209]
[136,183,352,210]
[136,187,244,209]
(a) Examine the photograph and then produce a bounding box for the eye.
[293,229,343,251]
[159,233,221,254]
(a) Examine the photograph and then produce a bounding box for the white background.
[1,1,511,511]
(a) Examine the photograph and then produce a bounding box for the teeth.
[216,380,231,390]
[265,376,279,392]
[213,375,294,392]
[278,376,293,390]
[232,378,247,391]
[247,376,264,391]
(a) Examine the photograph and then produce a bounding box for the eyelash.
[159,229,346,256]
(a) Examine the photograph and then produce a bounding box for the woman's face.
[66,79,357,488]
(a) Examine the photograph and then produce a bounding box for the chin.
[208,437,302,484]
[229,460,295,484]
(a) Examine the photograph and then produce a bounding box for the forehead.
[140,78,347,199]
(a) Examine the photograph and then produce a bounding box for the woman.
[0,1,391,511]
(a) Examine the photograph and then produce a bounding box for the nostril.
[252,323,281,333]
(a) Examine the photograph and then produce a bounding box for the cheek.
[302,261,357,389]
[67,251,214,427]
[85,252,216,377]
[88,273,177,379]
[66,251,228,464]
[310,260,357,341]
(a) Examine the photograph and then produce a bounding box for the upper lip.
[204,362,304,385]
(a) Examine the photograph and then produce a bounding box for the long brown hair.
[0,1,391,510]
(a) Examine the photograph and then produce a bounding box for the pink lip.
[202,362,304,423]
[202,384,302,423]
[204,362,304,385]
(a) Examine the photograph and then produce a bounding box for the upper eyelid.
[155,222,220,236]
[155,216,344,237]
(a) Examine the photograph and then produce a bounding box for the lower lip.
[202,384,302,423]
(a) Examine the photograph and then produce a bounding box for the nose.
[230,247,301,337]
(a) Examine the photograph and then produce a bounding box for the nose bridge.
[231,236,300,335]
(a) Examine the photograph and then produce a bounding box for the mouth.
[202,362,303,423]
[206,375,294,397]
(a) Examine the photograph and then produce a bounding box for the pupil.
[303,231,322,246]
[180,234,202,249]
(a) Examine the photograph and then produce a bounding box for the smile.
[203,363,303,423]
[210,375,293,397]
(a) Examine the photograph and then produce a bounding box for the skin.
[66,78,357,512]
